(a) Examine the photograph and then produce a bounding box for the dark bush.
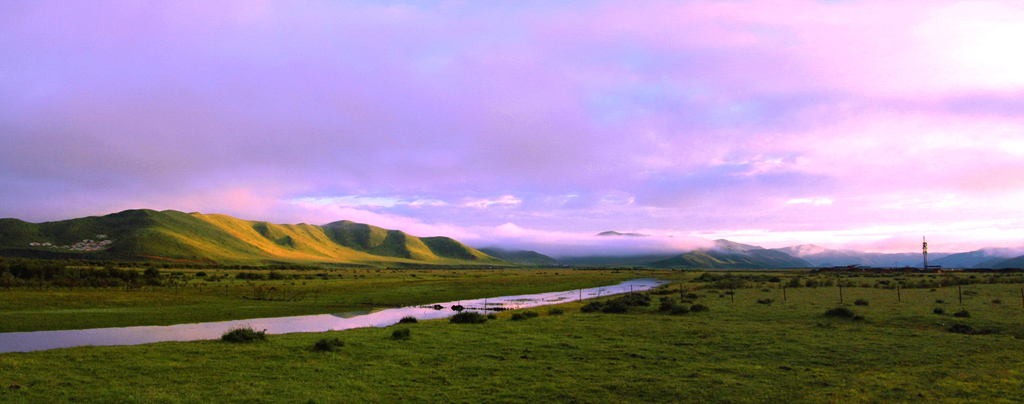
[670,305,690,315]
[689,303,709,313]
[933,307,945,315]
[757,298,773,305]
[547,308,564,316]
[658,297,677,312]
[450,311,487,324]
[601,301,629,314]
[391,328,411,340]
[312,337,344,352]
[398,316,418,324]
[992,299,1002,304]
[823,307,862,320]
[486,313,497,320]
[221,327,267,343]
[511,311,539,321]
[580,301,604,313]
[935,299,945,304]
[853,299,869,306]
[948,324,977,335]
[949,324,995,335]
[953,309,971,318]
[614,293,651,307]
[685,293,700,300]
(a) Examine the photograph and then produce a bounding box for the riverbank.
[0,268,655,332]
[3,276,1024,402]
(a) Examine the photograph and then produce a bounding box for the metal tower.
[922,236,929,269]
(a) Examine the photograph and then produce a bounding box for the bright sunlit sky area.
[3,1,1024,255]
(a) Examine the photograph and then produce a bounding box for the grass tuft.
[311,337,344,352]
[220,327,266,343]
[450,311,487,324]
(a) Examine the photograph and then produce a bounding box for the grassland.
[0,268,646,332]
[2,270,1024,403]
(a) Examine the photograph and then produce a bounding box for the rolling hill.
[476,248,557,266]
[0,209,506,267]
[649,240,811,269]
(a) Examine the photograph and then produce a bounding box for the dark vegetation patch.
[757,298,774,305]
[953,309,971,318]
[854,299,869,306]
[933,307,945,315]
[450,312,487,324]
[547,308,564,316]
[948,324,997,335]
[823,307,863,321]
[311,337,344,352]
[391,328,411,340]
[510,311,539,321]
[221,327,267,343]
[397,316,418,324]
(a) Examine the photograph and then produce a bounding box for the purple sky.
[3,1,1024,255]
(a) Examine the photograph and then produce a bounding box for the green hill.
[649,240,811,269]
[0,210,507,267]
[477,248,558,265]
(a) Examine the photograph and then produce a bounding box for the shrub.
[757,298,773,305]
[685,293,700,300]
[658,297,677,312]
[935,299,945,304]
[853,299,869,306]
[511,311,539,321]
[670,305,690,315]
[547,308,564,316]
[601,301,629,314]
[397,316,418,324]
[312,337,344,352]
[391,328,411,340]
[992,299,1002,304]
[221,327,266,343]
[948,324,977,335]
[823,307,862,320]
[689,303,709,313]
[580,301,604,313]
[933,307,945,315]
[450,311,487,324]
[486,313,497,320]
[953,309,971,318]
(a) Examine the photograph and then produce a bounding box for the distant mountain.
[556,254,677,267]
[773,244,947,267]
[984,255,1024,269]
[649,240,811,269]
[596,231,648,237]
[477,248,557,266]
[929,248,1022,269]
[0,209,505,266]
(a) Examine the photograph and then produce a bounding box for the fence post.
[897,285,901,303]
[783,286,787,302]
[839,285,843,304]
[958,284,963,304]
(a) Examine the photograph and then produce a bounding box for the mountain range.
[3,211,1024,269]
[0,209,503,267]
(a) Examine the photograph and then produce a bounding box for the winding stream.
[0,278,664,353]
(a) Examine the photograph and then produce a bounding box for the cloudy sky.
[3,1,1024,255]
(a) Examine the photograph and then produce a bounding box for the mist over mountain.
[772,244,951,268]
[929,248,1024,269]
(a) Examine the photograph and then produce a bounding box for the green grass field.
[0,268,647,332]
[2,270,1024,403]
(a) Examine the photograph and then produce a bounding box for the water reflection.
[0,278,663,354]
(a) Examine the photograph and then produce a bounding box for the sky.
[3,1,1024,256]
